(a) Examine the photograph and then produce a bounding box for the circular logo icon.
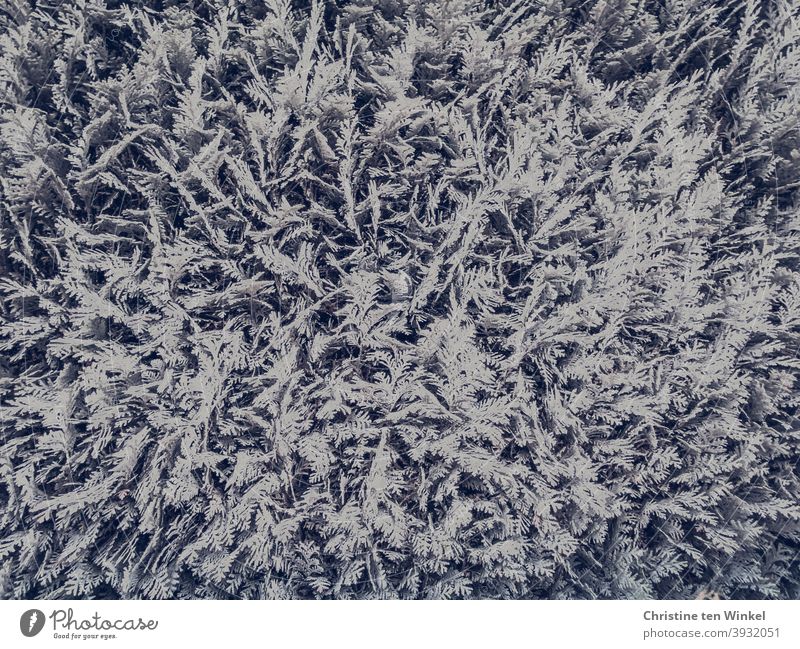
[20,609,45,637]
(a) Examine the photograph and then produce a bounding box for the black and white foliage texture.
[1,0,799,600]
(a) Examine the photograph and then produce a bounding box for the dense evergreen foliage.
[1,0,799,598]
